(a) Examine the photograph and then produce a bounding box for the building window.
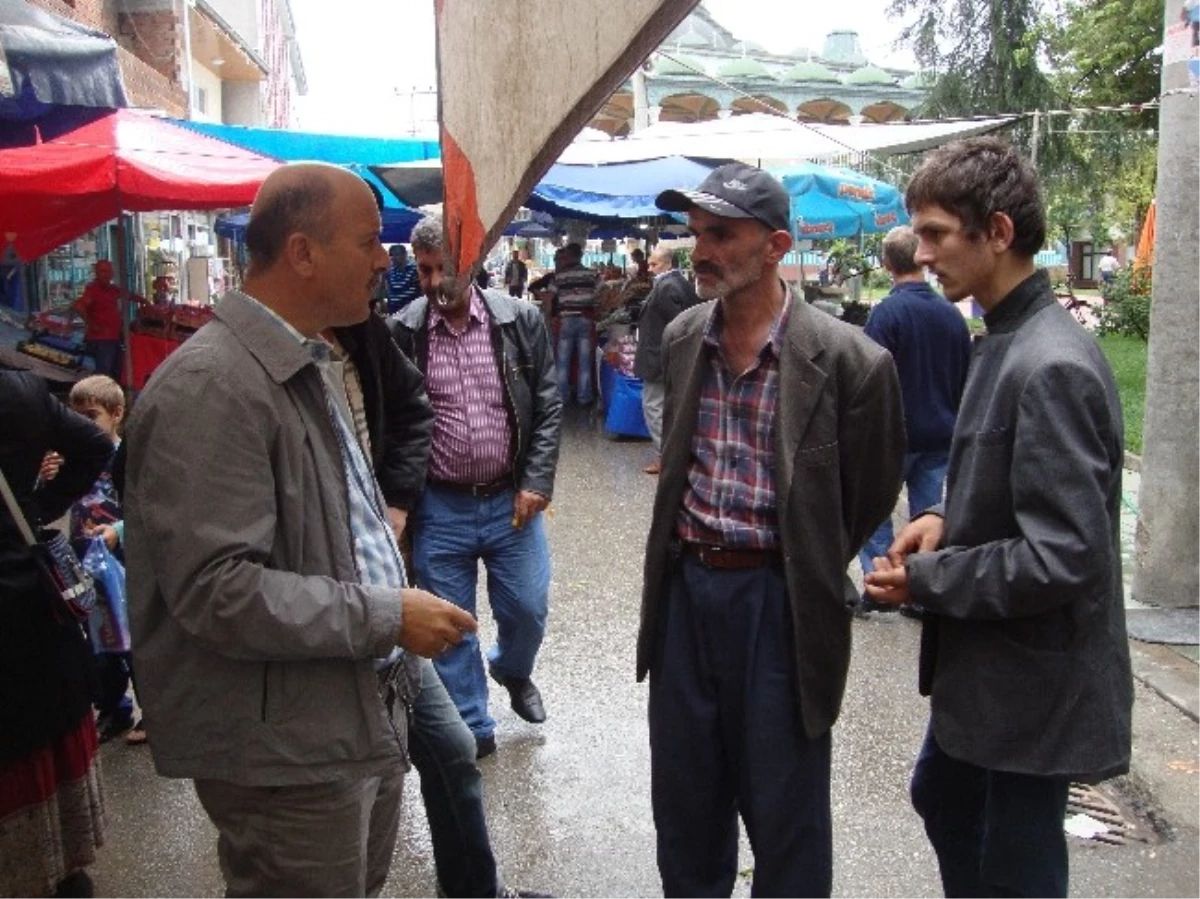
[194,86,208,115]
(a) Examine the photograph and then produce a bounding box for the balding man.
[125,164,476,897]
[633,246,699,473]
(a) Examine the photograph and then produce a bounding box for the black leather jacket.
[391,288,561,500]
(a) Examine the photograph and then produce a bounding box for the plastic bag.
[82,536,131,653]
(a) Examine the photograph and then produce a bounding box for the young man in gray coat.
[125,164,475,897]
[865,137,1133,898]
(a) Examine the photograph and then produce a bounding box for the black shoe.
[54,871,94,898]
[490,671,546,723]
[96,714,134,744]
[475,734,497,759]
[899,604,927,620]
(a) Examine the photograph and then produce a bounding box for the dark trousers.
[94,650,133,723]
[649,557,832,898]
[911,725,1071,898]
[85,339,121,381]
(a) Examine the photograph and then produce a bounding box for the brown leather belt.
[428,476,513,498]
[678,542,782,570]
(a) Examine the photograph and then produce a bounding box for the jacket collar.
[214,290,315,385]
[398,286,518,332]
[983,269,1054,335]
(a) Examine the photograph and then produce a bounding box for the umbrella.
[0,106,280,261]
[1133,199,1156,271]
[503,220,559,239]
[774,162,908,240]
[0,0,128,120]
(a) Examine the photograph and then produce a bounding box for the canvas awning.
[556,112,1022,165]
[0,106,279,260]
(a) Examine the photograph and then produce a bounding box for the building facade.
[590,5,931,136]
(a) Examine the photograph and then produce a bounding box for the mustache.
[693,262,722,278]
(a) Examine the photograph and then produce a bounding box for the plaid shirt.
[675,286,794,550]
[426,288,512,484]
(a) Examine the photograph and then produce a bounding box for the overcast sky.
[289,0,917,137]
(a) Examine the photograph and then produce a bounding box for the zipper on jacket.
[260,662,269,721]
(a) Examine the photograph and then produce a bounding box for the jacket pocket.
[796,440,838,467]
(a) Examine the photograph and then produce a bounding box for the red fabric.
[0,714,98,817]
[128,332,178,390]
[0,108,281,261]
[75,281,122,340]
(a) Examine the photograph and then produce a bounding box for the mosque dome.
[655,54,706,76]
[716,57,774,80]
[845,64,897,86]
[781,60,840,83]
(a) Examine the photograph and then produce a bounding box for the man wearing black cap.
[635,162,905,897]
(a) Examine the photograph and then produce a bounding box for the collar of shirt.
[428,285,488,334]
[701,280,794,364]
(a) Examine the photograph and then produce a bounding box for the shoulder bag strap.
[0,466,39,547]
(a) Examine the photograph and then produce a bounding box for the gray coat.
[633,269,700,383]
[125,292,406,786]
[636,294,906,739]
[907,270,1133,782]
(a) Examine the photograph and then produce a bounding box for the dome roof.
[716,57,773,80]
[655,54,705,76]
[781,60,840,83]
[901,71,936,90]
[845,64,897,86]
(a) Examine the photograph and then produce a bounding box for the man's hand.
[387,506,408,540]
[397,588,477,658]
[38,451,62,482]
[886,514,944,567]
[85,523,120,550]
[863,556,910,606]
[512,490,548,529]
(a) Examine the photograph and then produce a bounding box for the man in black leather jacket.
[392,216,561,759]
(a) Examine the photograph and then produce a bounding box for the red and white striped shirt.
[425,288,512,484]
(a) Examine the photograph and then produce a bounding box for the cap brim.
[655,188,754,221]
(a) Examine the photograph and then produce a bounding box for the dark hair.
[245,178,336,269]
[631,247,645,263]
[881,226,921,275]
[565,242,584,262]
[410,216,443,254]
[906,136,1046,258]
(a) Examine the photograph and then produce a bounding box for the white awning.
[556,112,1023,165]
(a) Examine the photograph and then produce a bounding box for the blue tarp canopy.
[774,163,908,240]
[176,120,439,211]
[215,206,423,244]
[372,155,719,222]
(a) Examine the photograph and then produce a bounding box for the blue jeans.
[911,725,1070,897]
[556,314,594,403]
[412,483,550,739]
[408,658,498,897]
[649,558,832,897]
[858,449,949,576]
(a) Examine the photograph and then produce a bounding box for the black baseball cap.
[656,162,790,233]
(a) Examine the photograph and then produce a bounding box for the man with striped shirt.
[550,242,602,404]
[637,163,905,897]
[393,217,561,761]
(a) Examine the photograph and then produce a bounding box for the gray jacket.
[633,269,700,383]
[125,291,406,786]
[637,294,906,739]
[907,270,1132,782]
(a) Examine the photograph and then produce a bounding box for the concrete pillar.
[1131,3,1200,609]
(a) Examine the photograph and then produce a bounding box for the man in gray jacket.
[865,137,1132,897]
[125,164,476,898]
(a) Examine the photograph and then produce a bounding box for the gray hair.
[881,225,921,275]
[410,216,443,254]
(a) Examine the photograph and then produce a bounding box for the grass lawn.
[1097,333,1148,455]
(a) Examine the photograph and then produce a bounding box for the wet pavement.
[90,409,1198,897]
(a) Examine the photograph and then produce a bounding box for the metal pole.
[1132,7,1199,610]
[1030,109,1041,166]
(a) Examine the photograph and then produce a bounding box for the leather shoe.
[475,734,497,759]
[490,671,546,723]
[643,459,661,475]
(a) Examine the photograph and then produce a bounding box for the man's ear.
[285,232,316,277]
[766,229,794,264]
[986,212,1016,253]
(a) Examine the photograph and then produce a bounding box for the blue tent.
[176,120,439,211]
[774,163,908,240]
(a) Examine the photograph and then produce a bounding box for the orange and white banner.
[434,0,697,278]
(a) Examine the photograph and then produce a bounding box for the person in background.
[633,246,699,475]
[865,137,1132,898]
[550,243,602,405]
[617,248,654,321]
[125,163,475,897]
[639,162,905,896]
[385,244,423,316]
[503,249,528,299]
[393,215,562,761]
[1097,248,1120,297]
[71,260,146,382]
[854,226,971,619]
[1,371,114,898]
